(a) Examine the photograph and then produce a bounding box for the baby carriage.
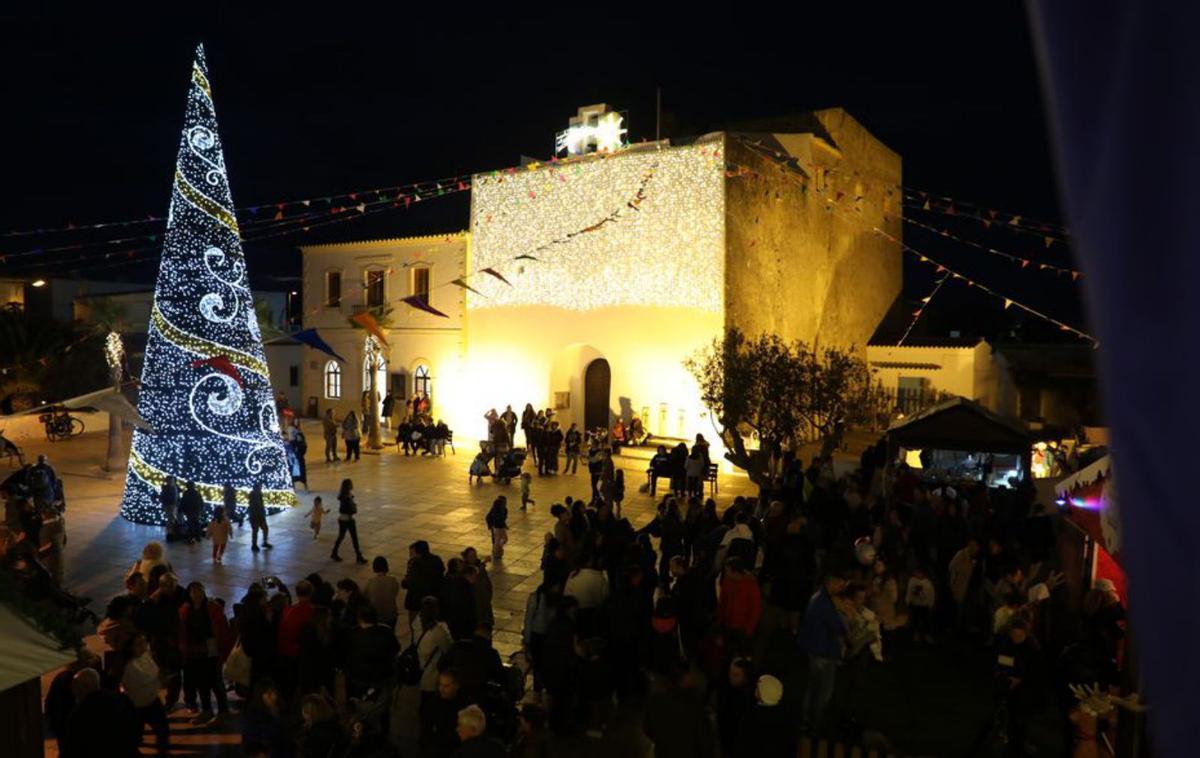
[493,448,526,485]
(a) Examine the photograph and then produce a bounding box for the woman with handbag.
[179,582,231,726]
[330,478,367,564]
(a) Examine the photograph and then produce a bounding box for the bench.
[647,463,719,497]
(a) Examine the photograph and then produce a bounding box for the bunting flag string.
[903,197,1070,247]
[0,170,480,241]
[897,271,951,346]
[902,191,1070,239]
[872,225,1098,346]
[900,216,1083,278]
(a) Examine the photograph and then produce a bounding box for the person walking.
[322,409,339,462]
[343,411,361,461]
[486,496,509,562]
[206,507,231,564]
[331,478,367,563]
[248,483,272,552]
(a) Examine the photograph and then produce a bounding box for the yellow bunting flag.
[348,311,389,347]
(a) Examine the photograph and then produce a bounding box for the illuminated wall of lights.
[120,45,295,525]
[468,140,725,312]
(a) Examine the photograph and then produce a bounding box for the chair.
[445,430,455,455]
[705,463,719,496]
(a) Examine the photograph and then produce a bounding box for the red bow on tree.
[190,355,245,388]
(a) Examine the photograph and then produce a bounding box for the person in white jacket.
[121,632,169,754]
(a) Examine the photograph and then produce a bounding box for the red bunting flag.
[912,309,922,317]
[190,356,245,388]
[349,311,390,347]
[399,295,450,318]
[1021,259,1030,268]
[480,268,511,286]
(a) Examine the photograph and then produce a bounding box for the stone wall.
[724,109,902,352]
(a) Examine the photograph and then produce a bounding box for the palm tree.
[82,297,130,472]
[350,305,393,450]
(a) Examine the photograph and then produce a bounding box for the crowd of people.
[0,408,1133,758]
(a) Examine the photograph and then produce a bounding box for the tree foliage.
[685,328,877,484]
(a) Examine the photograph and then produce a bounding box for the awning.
[1055,454,1112,496]
[0,603,76,694]
[24,387,151,430]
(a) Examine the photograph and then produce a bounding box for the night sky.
[0,5,1085,341]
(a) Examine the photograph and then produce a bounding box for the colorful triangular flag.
[480,268,511,286]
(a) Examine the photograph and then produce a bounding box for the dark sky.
[0,4,1086,340]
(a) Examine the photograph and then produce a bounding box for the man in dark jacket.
[248,482,271,551]
[797,574,847,735]
[345,605,400,696]
[441,623,504,705]
[62,668,142,758]
[422,669,468,758]
[403,540,446,624]
[180,481,204,543]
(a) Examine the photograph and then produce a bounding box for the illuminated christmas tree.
[121,45,296,524]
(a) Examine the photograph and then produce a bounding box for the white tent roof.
[0,602,76,693]
[1055,454,1113,496]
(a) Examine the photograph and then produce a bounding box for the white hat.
[756,675,783,706]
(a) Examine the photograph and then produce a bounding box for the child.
[206,507,231,564]
[469,451,491,485]
[486,496,509,561]
[612,469,625,519]
[304,496,330,539]
[520,471,535,511]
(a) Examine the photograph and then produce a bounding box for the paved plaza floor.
[34,422,755,658]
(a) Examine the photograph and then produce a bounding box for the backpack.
[397,625,436,686]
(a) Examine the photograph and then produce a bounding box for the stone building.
[299,108,902,447]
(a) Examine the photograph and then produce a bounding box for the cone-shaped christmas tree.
[121,45,296,524]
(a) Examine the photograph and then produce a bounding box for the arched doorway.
[584,358,611,433]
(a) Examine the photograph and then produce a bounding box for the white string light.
[469,141,726,312]
[120,44,296,524]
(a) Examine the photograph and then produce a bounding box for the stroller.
[493,448,527,485]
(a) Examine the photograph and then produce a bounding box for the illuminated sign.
[555,104,627,156]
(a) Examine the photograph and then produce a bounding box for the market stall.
[1055,455,1125,605]
[886,397,1033,486]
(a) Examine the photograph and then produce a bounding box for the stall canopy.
[0,603,75,694]
[887,397,1031,455]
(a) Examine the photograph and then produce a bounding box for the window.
[325,271,342,307]
[365,269,386,307]
[289,365,299,387]
[324,361,342,399]
[414,364,431,399]
[411,267,431,305]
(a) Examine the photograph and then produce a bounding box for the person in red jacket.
[717,558,762,642]
[276,580,315,694]
[178,582,231,725]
